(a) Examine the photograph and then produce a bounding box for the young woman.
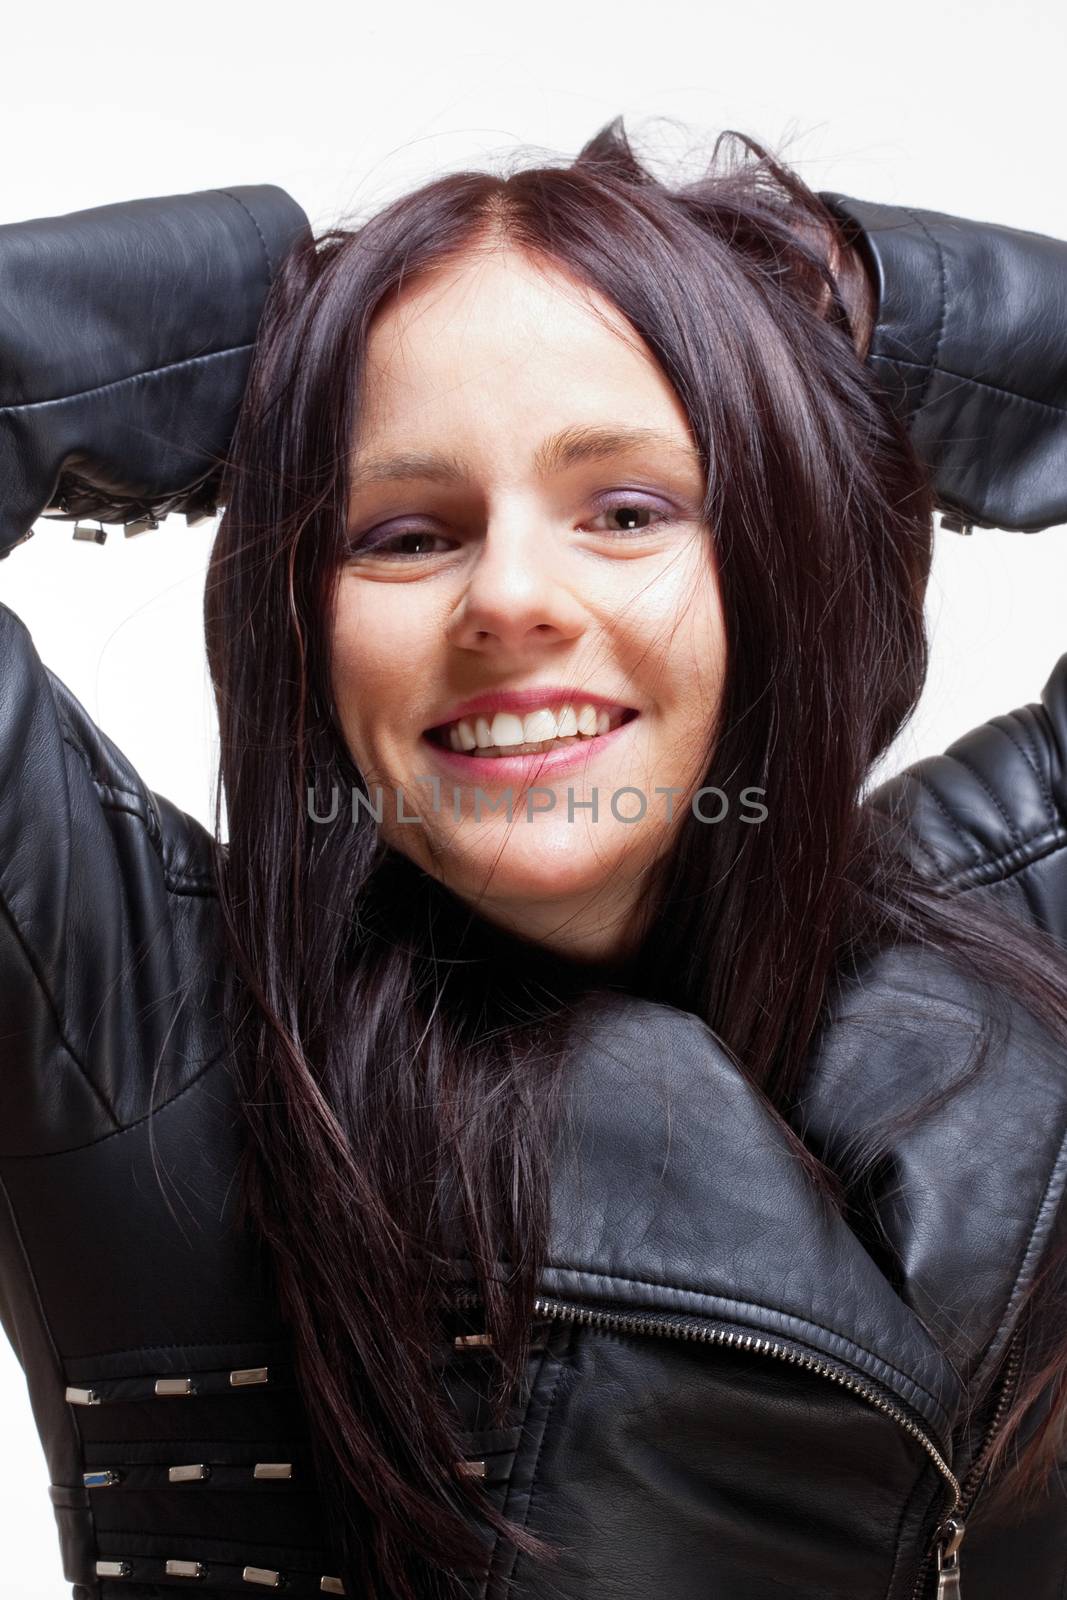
[2,120,1067,1600]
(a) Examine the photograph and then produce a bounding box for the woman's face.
[330,244,727,962]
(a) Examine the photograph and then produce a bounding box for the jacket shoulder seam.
[0,885,120,1133]
[59,728,216,897]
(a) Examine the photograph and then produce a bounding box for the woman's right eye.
[345,527,454,562]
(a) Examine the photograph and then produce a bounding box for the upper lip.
[424,686,637,734]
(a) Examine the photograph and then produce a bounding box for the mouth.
[424,701,640,759]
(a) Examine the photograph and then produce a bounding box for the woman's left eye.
[584,496,675,536]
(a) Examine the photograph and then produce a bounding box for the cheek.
[628,550,728,722]
[328,590,424,758]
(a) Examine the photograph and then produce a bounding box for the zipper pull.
[935,1514,966,1598]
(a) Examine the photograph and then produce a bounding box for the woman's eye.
[346,495,678,563]
[584,497,674,536]
[345,527,453,562]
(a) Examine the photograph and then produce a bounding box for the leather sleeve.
[866,650,1067,948]
[0,600,225,1158]
[819,191,1067,533]
[0,185,310,555]
[0,187,307,1154]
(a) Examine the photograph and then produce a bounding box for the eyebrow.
[349,424,703,490]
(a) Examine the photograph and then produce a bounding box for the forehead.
[356,246,698,466]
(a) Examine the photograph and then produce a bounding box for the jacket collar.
[448,989,964,1446]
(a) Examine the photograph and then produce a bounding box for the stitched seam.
[63,1338,284,1363]
[215,189,274,281]
[0,343,253,417]
[912,772,982,865]
[883,1456,941,1600]
[0,1046,226,1160]
[507,1345,570,1588]
[946,750,1023,849]
[84,1531,324,1556]
[868,787,946,878]
[541,1263,945,1414]
[996,716,1057,826]
[0,882,119,1130]
[59,729,217,894]
[944,828,1067,893]
[0,1170,100,1561]
[906,208,949,415]
[868,352,1067,420]
[977,1112,1067,1388]
[59,730,147,816]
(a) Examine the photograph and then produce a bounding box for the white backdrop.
[2,0,1067,1591]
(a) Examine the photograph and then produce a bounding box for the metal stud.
[453,1331,494,1348]
[65,1386,100,1406]
[940,513,974,536]
[124,514,160,538]
[83,1469,122,1488]
[320,1580,345,1595]
[95,1559,132,1577]
[456,1458,487,1478]
[168,1463,210,1483]
[229,1366,269,1387]
[165,1559,207,1578]
[73,522,107,544]
[242,1566,281,1587]
[253,1462,292,1480]
[155,1377,195,1396]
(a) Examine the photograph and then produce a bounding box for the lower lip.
[419,716,640,784]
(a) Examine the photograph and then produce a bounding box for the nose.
[446,508,587,656]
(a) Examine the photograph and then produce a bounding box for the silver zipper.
[908,1326,1025,1599]
[450,1287,961,1594]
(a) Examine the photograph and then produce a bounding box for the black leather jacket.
[1,185,1066,1600]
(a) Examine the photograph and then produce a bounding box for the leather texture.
[0,185,310,555]
[1,186,1066,1598]
[820,192,1067,533]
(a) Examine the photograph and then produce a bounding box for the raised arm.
[0,185,309,1157]
[820,190,1067,534]
[0,184,309,555]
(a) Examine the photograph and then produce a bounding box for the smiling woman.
[330,247,725,960]
[188,118,1067,1600]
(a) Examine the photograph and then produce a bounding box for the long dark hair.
[204,118,1067,1596]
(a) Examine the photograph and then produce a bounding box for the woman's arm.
[0,185,308,1155]
[820,191,1067,534]
[0,184,309,554]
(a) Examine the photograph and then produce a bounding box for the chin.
[434,832,646,907]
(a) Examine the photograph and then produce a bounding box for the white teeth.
[490,711,526,747]
[523,709,558,744]
[437,701,629,755]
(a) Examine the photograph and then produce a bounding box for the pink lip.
[424,685,635,735]
[419,713,640,785]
